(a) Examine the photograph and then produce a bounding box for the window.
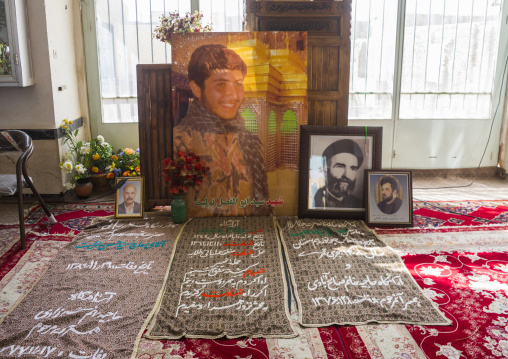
[280,110,299,168]
[349,0,504,120]
[93,0,244,124]
[241,107,259,134]
[88,0,504,124]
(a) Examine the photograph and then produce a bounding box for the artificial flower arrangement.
[152,10,212,44]
[59,119,92,190]
[107,148,141,179]
[162,152,210,195]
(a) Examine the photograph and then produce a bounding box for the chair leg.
[22,164,57,225]
[16,163,26,250]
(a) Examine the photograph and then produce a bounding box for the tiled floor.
[1,176,507,226]
[412,176,508,201]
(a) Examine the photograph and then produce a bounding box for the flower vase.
[90,173,110,192]
[171,196,187,224]
[73,178,93,199]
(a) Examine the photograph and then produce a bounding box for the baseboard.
[410,166,500,179]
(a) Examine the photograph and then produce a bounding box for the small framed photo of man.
[298,125,383,219]
[365,170,413,227]
[115,178,144,218]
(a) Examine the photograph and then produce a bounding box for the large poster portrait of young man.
[171,32,307,217]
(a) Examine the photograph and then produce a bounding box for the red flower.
[161,152,209,196]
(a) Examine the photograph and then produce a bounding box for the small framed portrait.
[298,125,383,219]
[115,177,144,218]
[365,170,413,227]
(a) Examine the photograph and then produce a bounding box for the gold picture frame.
[364,170,413,227]
[115,177,144,218]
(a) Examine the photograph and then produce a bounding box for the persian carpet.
[277,217,451,327]
[0,214,183,358]
[338,200,508,359]
[0,203,114,271]
[146,217,296,339]
[0,200,507,358]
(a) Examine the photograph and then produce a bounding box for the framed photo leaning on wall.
[115,177,144,218]
[298,125,382,219]
[364,170,413,227]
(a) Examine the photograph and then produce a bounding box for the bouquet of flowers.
[89,135,113,175]
[152,10,212,44]
[108,148,141,179]
[59,119,92,189]
[162,152,209,195]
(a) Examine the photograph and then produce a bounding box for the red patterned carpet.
[0,200,507,358]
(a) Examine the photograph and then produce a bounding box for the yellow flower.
[106,172,115,179]
[68,120,73,125]
[93,153,100,160]
[63,125,67,129]
[125,148,135,155]
[91,166,99,173]
[63,119,68,124]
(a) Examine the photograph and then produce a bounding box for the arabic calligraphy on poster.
[176,219,270,317]
[195,196,284,209]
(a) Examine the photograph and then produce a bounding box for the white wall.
[0,0,53,128]
[497,80,508,171]
[46,0,88,130]
[0,0,89,194]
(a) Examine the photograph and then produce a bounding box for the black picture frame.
[298,125,383,219]
[364,170,413,227]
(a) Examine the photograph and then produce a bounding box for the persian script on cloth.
[146,216,296,339]
[276,217,452,327]
[0,215,182,358]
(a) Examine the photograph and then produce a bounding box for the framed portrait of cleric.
[170,32,308,217]
[365,170,413,227]
[115,177,144,218]
[298,125,383,219]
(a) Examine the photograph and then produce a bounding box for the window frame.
[82,0,508,143]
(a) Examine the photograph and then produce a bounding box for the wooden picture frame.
[298,125,383,219]
[364,170,413,227]
[115,177,145,218]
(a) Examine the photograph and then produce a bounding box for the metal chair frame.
[1,130,57,250]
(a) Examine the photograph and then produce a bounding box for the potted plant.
[59,119,93,198]
[162,151,209,223]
